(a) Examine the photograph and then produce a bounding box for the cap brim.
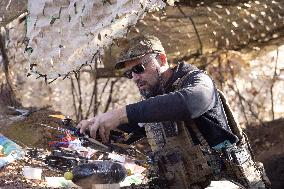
[115,50,165,69]
[114,54,146,69]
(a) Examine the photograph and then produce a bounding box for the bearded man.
[77,35,269,189]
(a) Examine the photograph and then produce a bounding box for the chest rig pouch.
[144,70,216,189]
[144,121,214,189]
[144,70,269,189]
[217,91,268,188]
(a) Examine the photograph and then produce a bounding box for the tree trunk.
[0,0,28,27]
[0,31,21,108]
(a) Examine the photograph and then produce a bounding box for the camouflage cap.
[115,35,165,69]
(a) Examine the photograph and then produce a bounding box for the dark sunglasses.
[123,63,145,79]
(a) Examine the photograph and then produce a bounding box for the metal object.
[86,137,109,149]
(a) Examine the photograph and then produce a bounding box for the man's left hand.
[76,107,128,143]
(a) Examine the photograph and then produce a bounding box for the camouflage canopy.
[119,0,284,66]
[0,0,283,79]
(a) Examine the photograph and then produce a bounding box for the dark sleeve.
[126,71,216,124]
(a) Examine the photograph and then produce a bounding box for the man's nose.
[132,72,142,81]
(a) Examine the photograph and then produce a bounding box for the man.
[77,35,268,188]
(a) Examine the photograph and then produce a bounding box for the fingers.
[105,129,110,143]
[89,119,100,139]
[77,120,91,134]
[76,111,119,143]
[99,126,107,143]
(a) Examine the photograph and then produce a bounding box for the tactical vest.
[144,71,269,189]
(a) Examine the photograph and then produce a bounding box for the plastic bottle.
[70,161,127,188]
[0,135,24,168]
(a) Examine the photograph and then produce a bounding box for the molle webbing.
[144,121,213,188]
[173,70,212,149]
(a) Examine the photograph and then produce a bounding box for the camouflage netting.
[0,0,27,26]
[116,0,284,64]
[25,0,166,79]
[1,0,283,79]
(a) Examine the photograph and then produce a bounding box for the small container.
[23,166,42,180]
[92,184,120,189]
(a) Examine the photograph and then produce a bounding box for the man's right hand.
[76,117,97,138]
[76,107,128,143]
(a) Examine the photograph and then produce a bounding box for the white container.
[23,166,42,180]
[92,184,120,189]
[45,177,78,188]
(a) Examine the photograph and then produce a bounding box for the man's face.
[123,54,162,98]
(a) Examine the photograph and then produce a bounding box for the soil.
[0,108,68,149]
[0,153,64,189]
[0,108,78,188]
[245,118,284,189]
[0,108,283,189]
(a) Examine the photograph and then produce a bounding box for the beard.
[139,83,162,99]
[136,76,163,99]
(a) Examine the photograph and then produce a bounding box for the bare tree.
[0,29,21,108]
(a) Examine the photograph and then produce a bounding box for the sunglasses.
[123,63,145,79]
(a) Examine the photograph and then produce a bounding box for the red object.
[62,133,76,142]
[48,133,77,148]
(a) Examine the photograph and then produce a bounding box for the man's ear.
[159,53,167,66]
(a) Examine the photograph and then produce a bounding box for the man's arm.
[77,72,216,142]
[126,71,216,124]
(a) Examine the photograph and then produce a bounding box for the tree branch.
[177,4,203,55]
[270,48,279,120]
[104,78,120,113]
[70,77,78,121]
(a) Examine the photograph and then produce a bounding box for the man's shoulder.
[174,62,205,77]
[176,61,198,71]
[167,62,211,90]
[172,63,214,90]
[176,62,208,79]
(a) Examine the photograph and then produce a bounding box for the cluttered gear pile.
[0,114,150,189]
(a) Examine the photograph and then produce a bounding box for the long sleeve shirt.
[119,62,238,147]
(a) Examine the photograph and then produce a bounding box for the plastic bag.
[0,134,24,168]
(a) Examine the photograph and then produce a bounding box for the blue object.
[0,135,24,168]
[212,140,233,150]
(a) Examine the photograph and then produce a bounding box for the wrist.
[116,107,128,124]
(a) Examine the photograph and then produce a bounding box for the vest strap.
[173,70,211,151]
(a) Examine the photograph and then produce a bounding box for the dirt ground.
[0,108,78,188]
[245,118,284,189]
[0,108,68,149]
[0,108,283,188]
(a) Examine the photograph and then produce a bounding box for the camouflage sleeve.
[126,71,216,123]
